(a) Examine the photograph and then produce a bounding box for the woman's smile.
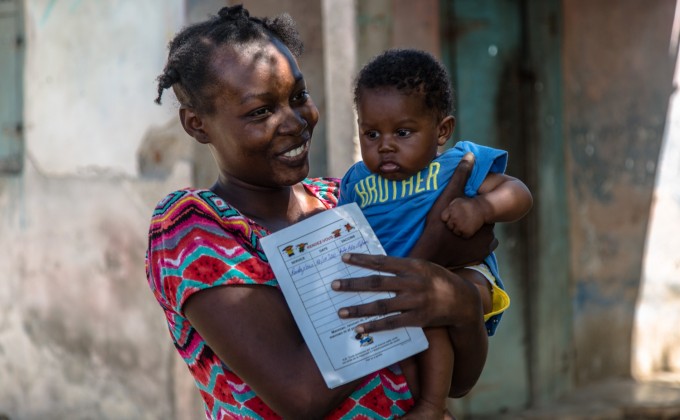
[280,139,310,160]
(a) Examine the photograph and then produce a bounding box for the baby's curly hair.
[354,48,454,120]
[155,4,303,115]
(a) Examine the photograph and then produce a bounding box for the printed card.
[260,203,428,388]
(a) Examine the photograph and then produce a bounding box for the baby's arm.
[441,173,533,238]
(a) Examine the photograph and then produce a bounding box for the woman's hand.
[331,253,489,397]
[331,253,483,333]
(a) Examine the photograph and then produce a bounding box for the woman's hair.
[354,48,454,120]
[155,4,303,114]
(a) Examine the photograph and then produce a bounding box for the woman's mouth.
[283,143,307,158]
[283,142,308,158]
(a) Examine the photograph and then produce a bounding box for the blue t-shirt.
[338,140,508,334]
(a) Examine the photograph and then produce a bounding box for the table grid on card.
[281,222,392,338]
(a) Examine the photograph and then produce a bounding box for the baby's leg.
[400,326,454,419]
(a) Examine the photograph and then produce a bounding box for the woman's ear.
[179,107,210,144]
[437,115,456,146]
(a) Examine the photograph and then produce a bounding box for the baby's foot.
[399,400,448,420]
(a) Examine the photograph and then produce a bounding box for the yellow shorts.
[464,263,511,321]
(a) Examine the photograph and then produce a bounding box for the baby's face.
[356,87,448,181]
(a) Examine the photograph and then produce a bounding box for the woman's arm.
[184,284,360,419]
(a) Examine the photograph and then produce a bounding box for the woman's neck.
[210,176,323,232]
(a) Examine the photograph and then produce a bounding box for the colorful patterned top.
[146,178,415,420]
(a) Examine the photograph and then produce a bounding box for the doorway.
[442,0,571,414]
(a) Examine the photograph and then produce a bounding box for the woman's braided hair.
[155,4,303,115]
[354,48,454,121]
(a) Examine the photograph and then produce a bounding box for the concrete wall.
[25,0,183,176]
[562,0,676,385]
[0,1,198,418]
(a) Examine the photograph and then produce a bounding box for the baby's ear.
[437,115,456,146]
[179,107,210,144]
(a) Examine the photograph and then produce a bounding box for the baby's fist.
[441,197,485,238]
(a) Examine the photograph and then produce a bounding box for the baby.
[338,48,533,419]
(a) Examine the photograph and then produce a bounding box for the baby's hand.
[441,197,485,238]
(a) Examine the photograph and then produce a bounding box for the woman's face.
[196,39,319,188]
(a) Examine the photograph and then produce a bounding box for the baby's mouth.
[379,162,400,173]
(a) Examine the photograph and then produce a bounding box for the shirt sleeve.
[147,191,276,317]
[338,164,358,206]
[453,141,509,197]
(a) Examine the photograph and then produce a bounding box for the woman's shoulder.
[303,177,340,208]
[151,188,214,219]
[149,187,248,236]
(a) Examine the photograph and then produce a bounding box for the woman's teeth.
[284,143,306,158]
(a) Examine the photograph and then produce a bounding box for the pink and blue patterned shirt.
[146,178,415,420]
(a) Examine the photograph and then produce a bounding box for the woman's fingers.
[334,253,431,283]
[331,260,425,332]
[338,297,422,333]
[338,253,406,275]
[431,152,475,220]
[353,312,417,334]
[337,293,418,318]
[331,253,482,332]
[331,273,392,293]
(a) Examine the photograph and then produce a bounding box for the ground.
[473,378,680,420]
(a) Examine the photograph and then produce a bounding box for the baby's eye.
[365,130,380,139]
[396,129,411,137]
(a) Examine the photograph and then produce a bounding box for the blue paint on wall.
[40,0,58,26]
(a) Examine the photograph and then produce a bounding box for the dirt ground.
[472,377,680,420]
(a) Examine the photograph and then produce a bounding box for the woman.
[147,5,497,419]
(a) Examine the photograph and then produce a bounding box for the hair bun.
[217,5,249,21]
[165,68,179,84]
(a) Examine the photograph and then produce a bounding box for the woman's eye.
[396,129,411,137]
[292,90,310,103]
[250,108,272,118]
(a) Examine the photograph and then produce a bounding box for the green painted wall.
[443,0,570,413]
[0,0,24,173]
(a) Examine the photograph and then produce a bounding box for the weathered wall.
[0,1,199,418]
[24,0,182,176]
[563,0,676,385]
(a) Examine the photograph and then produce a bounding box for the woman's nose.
[279,107,308,136]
